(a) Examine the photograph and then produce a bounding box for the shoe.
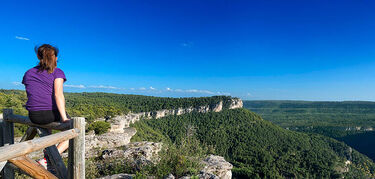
[37,158,47,169]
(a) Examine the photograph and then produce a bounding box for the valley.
[244,100,375,163]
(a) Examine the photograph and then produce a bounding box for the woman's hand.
[61,116,70,123]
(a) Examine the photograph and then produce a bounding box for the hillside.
[243,100,375,162]
[243,100,375,137]
[130,108,375,178]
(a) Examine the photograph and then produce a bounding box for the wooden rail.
[0,109,85,179]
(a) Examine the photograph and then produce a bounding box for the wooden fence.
[0,109,85,179]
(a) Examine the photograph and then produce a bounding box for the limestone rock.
[198,105,210,113]
[212,101,223,112]
[86,128,137,157]
[100,141,162,169]
[109,113,145,133]
[175,108,185,115]
[197,172,220,179]
[228,99,243,109]
[97,173,134,179]
[179,177,192,179]
[165,174,175,179]
[200,155,233,179]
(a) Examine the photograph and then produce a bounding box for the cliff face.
[85,98,243,155]
[109,98,243,133]
[228,98,243,109]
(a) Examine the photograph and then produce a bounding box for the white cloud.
[12,82,22,86]
[64,84,86,89]
[15,36,30,41]
[218,92,231,96]
[247,93,252,96]
[88,85,120,89]
[180,41,193,47]
[165,87,230,95]
[57,83,231,96]
[185,89,215,95]
[175,89,183,92]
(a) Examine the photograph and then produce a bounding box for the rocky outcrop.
[97,173,134,179]
[197,172,220,179]
[228,98,243,109]
[167,155,233,179]
[212,101,223,112]
[109,99,243,133]
[99,150,233,179]
[85,128,137,157]
[334,146,353,174]
[200,155,233,179]
[99,141,162,169]
[165,174,175,179]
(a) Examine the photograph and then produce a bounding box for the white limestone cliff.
[108,98,243,133]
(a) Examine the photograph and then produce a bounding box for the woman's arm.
[54,78,69,122]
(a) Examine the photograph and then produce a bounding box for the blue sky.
[1,0,375,100]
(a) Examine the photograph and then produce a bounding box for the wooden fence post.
[68,117,85,179]
[1,109,15,179]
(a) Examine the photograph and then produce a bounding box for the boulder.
[197,172,220,179]
[97,173,134,179]
[164,174,175,179]
[100,141,162,169]
[86,128,137,157]
[200,155,233,179]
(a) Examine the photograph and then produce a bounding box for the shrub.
[88,121,111,135]
[136,125,214,178]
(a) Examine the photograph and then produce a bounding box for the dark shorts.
[28,110,70,125]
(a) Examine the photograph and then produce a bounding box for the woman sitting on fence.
[22,44,70,170]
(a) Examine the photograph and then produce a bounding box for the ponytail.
[35,44,59,74]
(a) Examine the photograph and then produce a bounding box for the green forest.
[130,108,375,178]
[243,100,375,164]
[243,100,375,138]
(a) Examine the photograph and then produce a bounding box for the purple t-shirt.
[22,66,67,111]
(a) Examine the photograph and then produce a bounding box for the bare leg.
[57,113,71,154]
[57,140,69,154]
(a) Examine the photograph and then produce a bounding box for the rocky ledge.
[98,154,233,179]
[200,155,233,179]
[99,141,163,169]
[108,98,243,133]
[85,128,137,157]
